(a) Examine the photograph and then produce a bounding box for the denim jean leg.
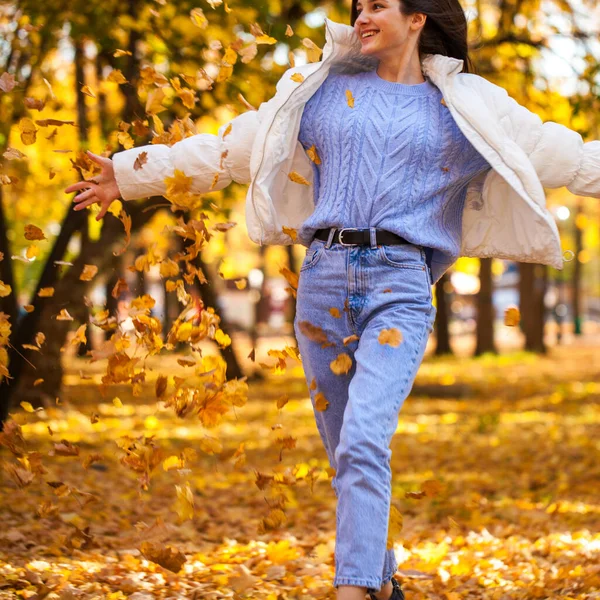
[332,244,435,591]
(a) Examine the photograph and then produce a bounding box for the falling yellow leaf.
[282,226,297,241]
[198,436,223,455]
[133,151,148,170]
[173,481,195,522]
[329,307,341,318]
[107,69,127,84]
[190,7,208,28]
[346,89,355,108]
[80,264,98,281]
[330,353,352,375]
[38,287,55,298]
[378,327,403,347]
[19,118,37,145]
[386,505,403,550]
[0,281,11,297]
[215,329,231,348]
[315,392,329,411]
[163,456,185,471]
[234,279,247,290]
[285,24,294,37]
[504,306,520,327]
[288,171,310,186]
[24,224,47,241]
[306,144,321,165]
[25,244,40,260]
[20,401,35,413]
[302,38,323,63]
[80,85,96,98]
[140,541,187,573]
[113,397,123,408]
[145,88,166,115]
[290,72,304,83]
[255,34,277,45]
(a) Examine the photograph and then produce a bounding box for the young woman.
[65,1,600,598]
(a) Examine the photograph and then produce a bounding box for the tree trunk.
[194,253,244,380]
[433,272,453,355]
[474,258,497,356]
[0,189,17,325]
[0,199,166,426]
[519,262,547,353]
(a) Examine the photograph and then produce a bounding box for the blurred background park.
[0,0,599,598]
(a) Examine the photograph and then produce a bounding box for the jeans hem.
[382,566,398,586]
[334,576,382,590]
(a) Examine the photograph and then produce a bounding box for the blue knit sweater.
[298,68,492,270]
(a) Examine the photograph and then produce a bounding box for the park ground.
[0,330,599,599]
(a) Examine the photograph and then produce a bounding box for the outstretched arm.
[64,99,273,216]
[112,108,261,200]
[479,77,600,198]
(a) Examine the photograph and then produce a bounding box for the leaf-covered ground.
[1,343,599,599]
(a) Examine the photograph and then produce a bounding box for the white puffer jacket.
[113,18,600,284]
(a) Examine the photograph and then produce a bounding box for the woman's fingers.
[73,189,96,203]
[65,180,98,194]
[73,195,99,211]
[96,201,111,221]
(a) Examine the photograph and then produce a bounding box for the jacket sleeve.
[481,78,600,198]
[112,102,271,201]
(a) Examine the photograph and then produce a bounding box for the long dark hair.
[351,0,474,74]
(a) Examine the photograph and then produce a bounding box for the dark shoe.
[368,577,405,600]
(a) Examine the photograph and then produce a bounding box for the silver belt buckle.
[337,227,360,247]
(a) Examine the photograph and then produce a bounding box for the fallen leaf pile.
[0,344,598,598]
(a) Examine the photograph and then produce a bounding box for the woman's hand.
[64,150,121,221]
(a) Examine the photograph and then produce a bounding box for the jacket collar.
[323,18,465,81]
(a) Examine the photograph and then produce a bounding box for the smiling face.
[353,0,426,59]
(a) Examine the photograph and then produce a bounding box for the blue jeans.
[293,227,437,593]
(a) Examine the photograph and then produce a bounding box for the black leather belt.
[314,227,411,246]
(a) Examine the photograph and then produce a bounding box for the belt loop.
[325,227,336,249]
[369,227,377,249]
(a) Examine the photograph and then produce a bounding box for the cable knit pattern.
[298,69,492,266]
